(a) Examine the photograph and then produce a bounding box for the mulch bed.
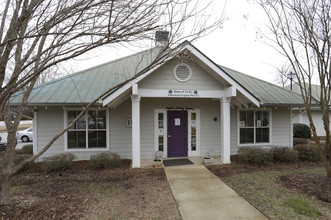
[0,159,180,220]
[279,173,331,203]
[208,161,323,178]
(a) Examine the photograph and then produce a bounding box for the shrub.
[13,153,31,166]
[41,153,75,173]
[293,123,311,139]
[271,147,299,162]
[294,144,320,162]
[17,144,33,154]
[89,152,121,169]
[293,138,309,146]
[238,147,273,166]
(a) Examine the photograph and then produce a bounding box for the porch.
[140,156,223,168]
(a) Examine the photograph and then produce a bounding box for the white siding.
[272,107,292,147]
[293,110,331,136]
[36,107,65,160]
[37,106,111,161]
[109,99,132,158]
[230,107,238,155]
[139,59,224,90]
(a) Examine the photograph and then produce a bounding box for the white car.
[16,127,33,142]
[0,135,6,150]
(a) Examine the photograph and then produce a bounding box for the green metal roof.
[10,42,305,106]
[219,66,305,106]
[10,47,162,105]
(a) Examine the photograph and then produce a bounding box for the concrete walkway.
[165,165,267,220]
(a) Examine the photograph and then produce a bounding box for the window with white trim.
[67,110,106,149]
[157,112,164,151]
[190,112,197,151]
[239,109,270,144]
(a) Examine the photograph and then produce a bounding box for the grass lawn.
[210,164,331,220]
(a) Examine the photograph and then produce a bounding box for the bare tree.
[35,67,64,85]
[259,0,331,176]
[274,64,291,87]
[0,0,225,204]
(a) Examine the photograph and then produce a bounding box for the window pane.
[247,111,254,126]
[158,113,163,128]
[256,110,269,127]
[88,131,106,148]
[191,137,196,151]
[263,111,269,126]
[191,138,196,151]
[239,111,246,126]
[68,131,86,148]
[256,128,269,143]
[158,136,164,151]
[191,112,196,120]
[97,131,106,148]
[191,126,196,136]
[88,110,106,129]
[240,111,254,127]
[88,131,97,148]
[240,128,254,144]
[76,112,86,129]
[67,111,76,128]
[88,111,97,129]
[191,126,196,151]
[97,111,106,129]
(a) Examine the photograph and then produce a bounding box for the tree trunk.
[0,173,10,204]
[326,167,331,178]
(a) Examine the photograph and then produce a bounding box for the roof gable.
[103,42,260,107]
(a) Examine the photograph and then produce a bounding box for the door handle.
[168,135,171,138]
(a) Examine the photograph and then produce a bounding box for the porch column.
[131,95,141,168]
[220,97,231,164]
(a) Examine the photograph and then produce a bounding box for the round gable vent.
[173,63,192,82]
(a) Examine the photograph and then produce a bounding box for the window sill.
[238,143,271,147]
[65,148,109,152]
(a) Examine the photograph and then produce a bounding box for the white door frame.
[154,108,200,158]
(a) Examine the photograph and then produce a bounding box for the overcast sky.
[70,0,288,85]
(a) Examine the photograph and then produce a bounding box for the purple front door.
[167,110,188,157]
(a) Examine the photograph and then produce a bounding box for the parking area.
[0,133,32,149]
[0,120,33,150]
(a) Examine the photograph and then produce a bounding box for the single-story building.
[11,41,305,167]
[287,83,331,136]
